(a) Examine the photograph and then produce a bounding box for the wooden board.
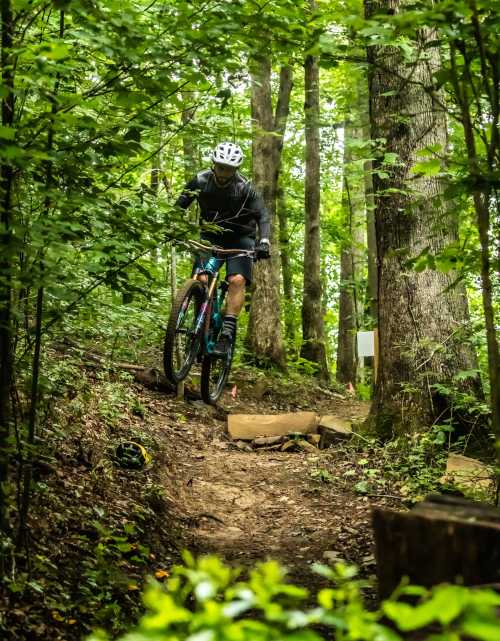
[227,412,318,441]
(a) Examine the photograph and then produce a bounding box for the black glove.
[256,239,270,260]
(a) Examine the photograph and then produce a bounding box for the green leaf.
[355,481,369,494]
[462,619,500,641]
[383,152,399,165]
[411,158,441,176]
[0,126,16,140]
[416,143,442,157]
[45,43,71,60]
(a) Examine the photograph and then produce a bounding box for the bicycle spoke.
[164,280,204,384]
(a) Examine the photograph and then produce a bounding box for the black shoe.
[213,330,233,357]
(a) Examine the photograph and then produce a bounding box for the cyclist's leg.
[214,236,254,352]
[225,235,254,303]
[226,274,246,315]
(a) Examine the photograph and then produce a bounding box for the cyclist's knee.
[228,274,246,288]
[198,273,209,284]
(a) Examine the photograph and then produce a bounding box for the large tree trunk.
[246,59,292,368]
[365,0,482,437]
[336,117,366,385]
[301,32,329,382]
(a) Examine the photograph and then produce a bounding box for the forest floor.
[158,367,402,595]
[3,362,416,640]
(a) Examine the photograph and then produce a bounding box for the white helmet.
[211,142,244,167]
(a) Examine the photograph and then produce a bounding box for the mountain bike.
[163,240,255,405]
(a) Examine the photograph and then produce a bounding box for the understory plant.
[88,553,500,641]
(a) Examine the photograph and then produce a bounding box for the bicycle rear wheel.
[164,279,204,384]
[200,334,235,405]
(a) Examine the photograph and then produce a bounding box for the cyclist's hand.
[256,238,270,260]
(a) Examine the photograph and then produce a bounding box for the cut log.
[373,494,500,598]
[318,415,352,432]
[318,416,352,448]
[228,412,318,441]
[440,453,494,493]
[253,435,287,447]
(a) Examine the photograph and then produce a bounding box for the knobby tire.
[200,335,234,405]
[164,279,204,384]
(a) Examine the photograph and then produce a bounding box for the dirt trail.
[155,370,400,591]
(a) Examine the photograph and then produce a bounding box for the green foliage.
[310,467,334,483]
[88,554,500,641]
[2,0,500,634]
[356,382,372,401]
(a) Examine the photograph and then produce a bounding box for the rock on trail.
[154,372,398,592]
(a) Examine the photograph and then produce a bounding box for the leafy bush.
[88,553,500,641]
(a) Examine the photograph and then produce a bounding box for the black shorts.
[195,233,255,285]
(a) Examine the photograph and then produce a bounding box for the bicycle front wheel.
[200,336,234,405]
[164,279,204,384]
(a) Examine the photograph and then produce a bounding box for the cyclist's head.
[211,142,243,186]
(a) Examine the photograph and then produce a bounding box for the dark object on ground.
[114,441,151,469]
[133,368,201,400]
[373,493,500,598]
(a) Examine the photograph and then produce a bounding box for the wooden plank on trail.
[227,412,318,441]
[440,453,494,493]
[373,494,500,598]
[317,416,352,448]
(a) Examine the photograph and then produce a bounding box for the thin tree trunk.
[277,178,295,344]
[18,11,65,548]
[246,58,291,368]
[181,93,197,182]
[181,98,199,226]
[301,22,329,382]
[365,164,377,325]
[449,39,500,453]
[365,0,483,437]
[275,67,295,347]
[0,0,15,558]
[336,119,365,385]
[361,73,378,328]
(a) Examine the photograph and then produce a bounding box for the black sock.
[222,314,237,337]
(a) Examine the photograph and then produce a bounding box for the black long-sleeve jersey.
[175,169,270,240]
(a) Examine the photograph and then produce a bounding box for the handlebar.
[181,239,256,257]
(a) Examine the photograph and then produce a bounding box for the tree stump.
[373,494,500,598]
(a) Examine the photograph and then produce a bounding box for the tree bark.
[277,178,295,344]
[336,118,365,385]
[301,28,330,382]
[448,38,500,453]
[181,94,197,183]
[275,66,295,347]
[365,0,482,437]
[361,75,378,328]
[0,0,15,553]
[246,59,292,368]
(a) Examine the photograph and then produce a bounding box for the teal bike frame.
[192,255,226,355]
[183,241,254,358]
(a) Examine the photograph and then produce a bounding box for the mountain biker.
[175,141,271,355]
